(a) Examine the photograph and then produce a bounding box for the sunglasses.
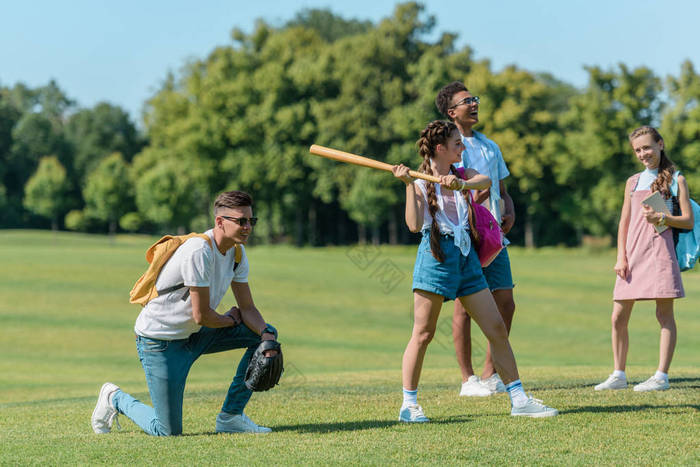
[449,96,480,109]
[220,216,258,227]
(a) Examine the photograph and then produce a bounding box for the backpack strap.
[156,283,189,296]
[233,244,242,270]
[670,170,680,197]
[153,234,212,301]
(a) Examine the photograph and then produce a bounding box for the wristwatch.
[260,324,275,336]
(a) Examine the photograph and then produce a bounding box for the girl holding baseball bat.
[392,120,557,422]
[595,126,693,392]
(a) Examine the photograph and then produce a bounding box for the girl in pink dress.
[595,126,694,392]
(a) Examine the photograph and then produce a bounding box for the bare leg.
[452,300,475,383]
[655,298,676,373]
[481,288,515,379]
[458,289,518,384]
[612,300,634,371]
[402,290,444,390]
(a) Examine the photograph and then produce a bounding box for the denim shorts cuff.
[457,282,488,298]
[412,284,452,301]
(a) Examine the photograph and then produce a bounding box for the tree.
[284,8,372,42]
[133,150,213,231]
[0,183,6,211]
[65,102,143,184]
[557,65,662,239]
[23,156,69,230]
[119,212,143,232]
[4,81,73,226]
[83,153,134,235]
[9,113,66,197]
[0,91,22,178]
[36,80,74,121]
[0,89,22,225]
[133,3,695,246]
[661,60,700,196]
[465,64,577,246]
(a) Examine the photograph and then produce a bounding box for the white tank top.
[415,180,471,256]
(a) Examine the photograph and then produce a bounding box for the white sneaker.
[459,375,493,397]
[511,396,558,418]
[398,404,429,423]
[594,374,628,391]
[633,376,670,392]
[91,382,121,434]
[216,412,272,433]
[481,373,506,393]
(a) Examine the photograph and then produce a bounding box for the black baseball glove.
[244,339,283,391]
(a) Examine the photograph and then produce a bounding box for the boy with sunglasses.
[436,81,516,397]
[91,190,279,436]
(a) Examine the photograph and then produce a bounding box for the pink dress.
[613,173,684,300]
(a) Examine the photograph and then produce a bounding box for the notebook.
[641,191,671,234]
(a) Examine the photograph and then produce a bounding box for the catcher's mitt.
[244,339,283,391]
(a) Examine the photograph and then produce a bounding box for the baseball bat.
[309,144,441,183]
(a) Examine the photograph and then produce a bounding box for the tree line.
[1,2,699,247]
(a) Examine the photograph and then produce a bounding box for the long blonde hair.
[416,120,479,262]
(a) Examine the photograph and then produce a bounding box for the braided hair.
[416,120,480,262]
[629,126,675,199]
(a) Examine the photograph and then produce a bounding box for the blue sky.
[2,0,698,121]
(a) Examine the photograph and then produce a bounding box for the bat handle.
[408,170,441,183]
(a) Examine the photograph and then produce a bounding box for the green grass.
[1,230,698,465]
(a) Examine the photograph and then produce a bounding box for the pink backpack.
[456,167,503,267]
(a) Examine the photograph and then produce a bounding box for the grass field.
[1,230,698,465]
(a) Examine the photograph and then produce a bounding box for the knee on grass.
[149,420,180,437]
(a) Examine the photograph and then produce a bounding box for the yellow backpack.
[129,233,242,306]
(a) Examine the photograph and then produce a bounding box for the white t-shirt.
[134,229,249,340]
[636,168,659,191]
[635,168,674,212]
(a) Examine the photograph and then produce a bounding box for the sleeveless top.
[415,179,472,257]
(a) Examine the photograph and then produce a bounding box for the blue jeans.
[112,323,276,436]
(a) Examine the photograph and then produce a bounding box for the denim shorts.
[412,231,488,301]
[482,247,514,291]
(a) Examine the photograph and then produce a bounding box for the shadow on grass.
[668,376,700,389]
[528,376,700,392]
[277,415,472,433]
[279,415,472,433]
[0,391,152,409]
[559,403,700,415]
[182,415,472,435]
[0,395,94,408]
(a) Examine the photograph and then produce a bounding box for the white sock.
[402,388,418,406]
[612,370,626,380]
[505,379,528,407]
[654,371,668,382]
